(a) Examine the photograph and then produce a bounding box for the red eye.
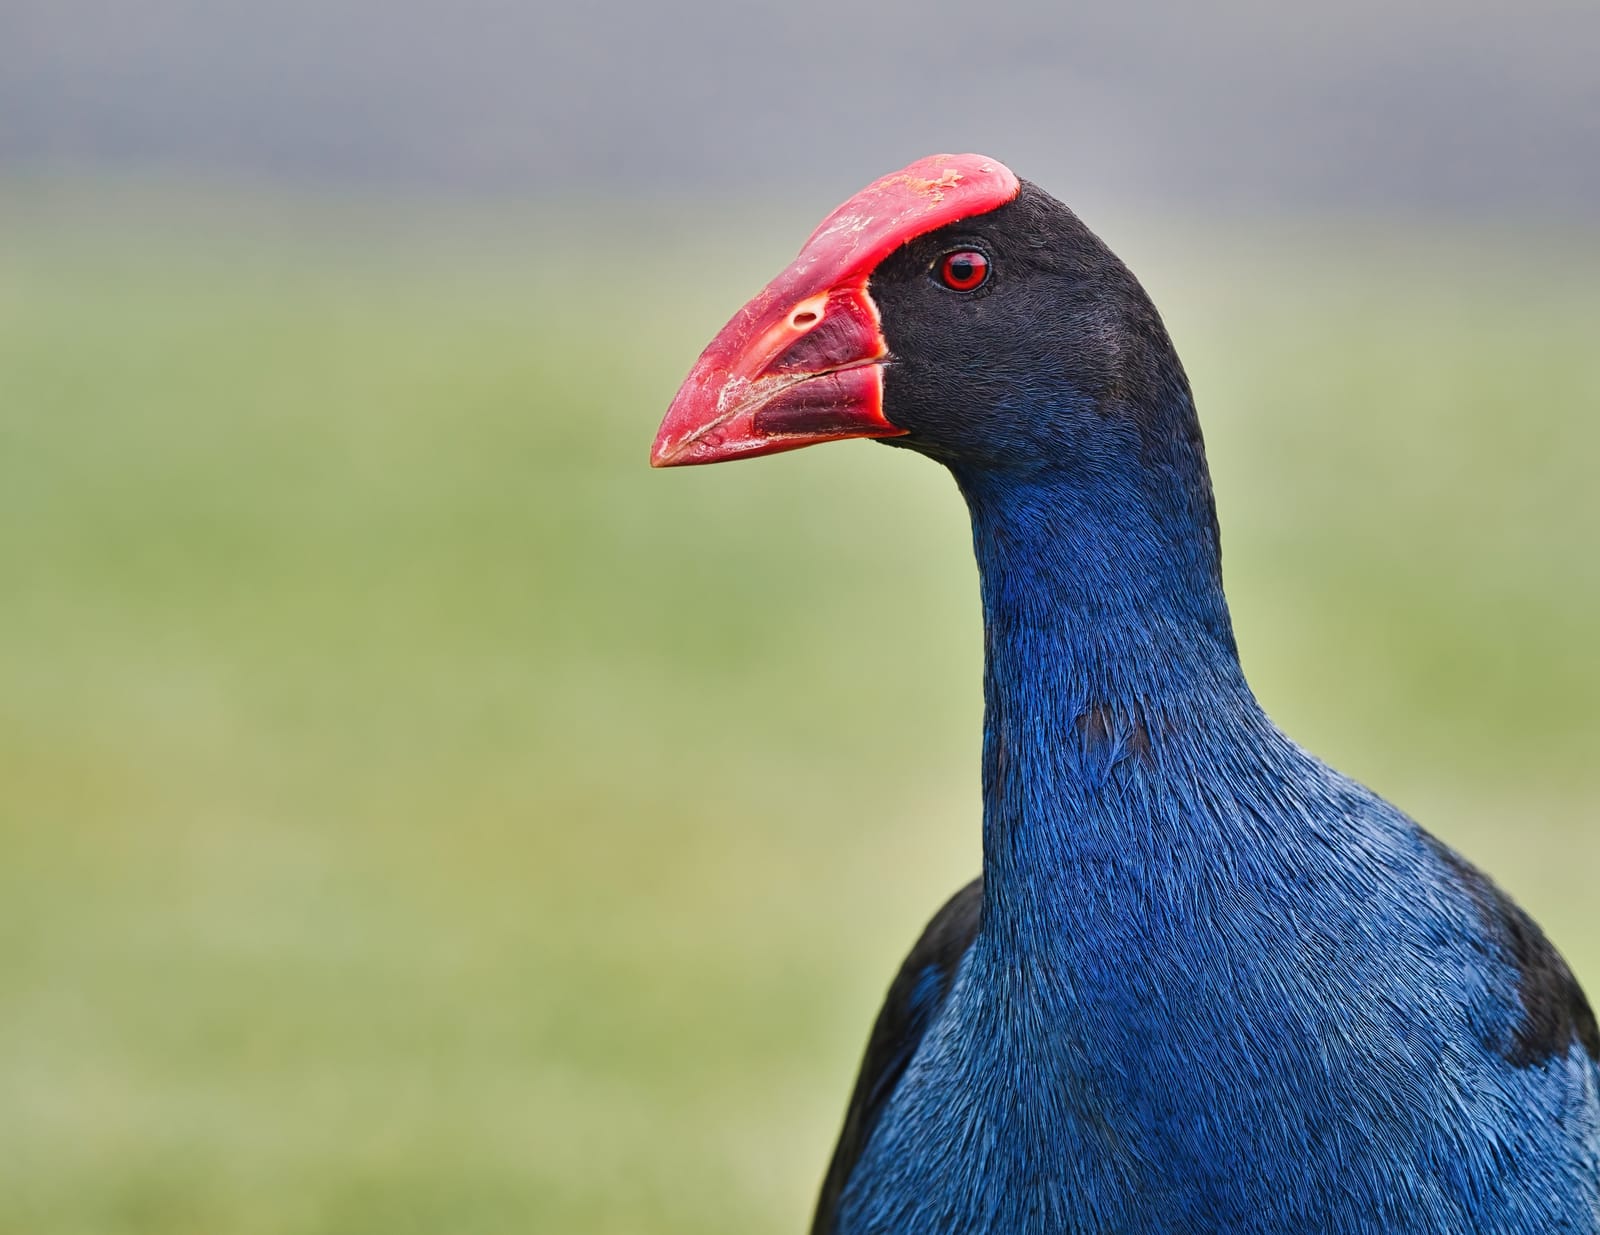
[938,250,990,292]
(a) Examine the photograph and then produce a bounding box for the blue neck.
[955,462,1272,929]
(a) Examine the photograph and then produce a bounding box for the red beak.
[650,153,1020,467]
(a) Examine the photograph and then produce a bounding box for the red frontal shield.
[651,153,1020,467]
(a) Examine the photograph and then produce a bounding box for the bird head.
[651,153,1198,487]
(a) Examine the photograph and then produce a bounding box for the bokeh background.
[4,4,1598,1232]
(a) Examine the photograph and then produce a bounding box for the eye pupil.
[939,250,989,291]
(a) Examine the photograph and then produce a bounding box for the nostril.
[791,310,819,328]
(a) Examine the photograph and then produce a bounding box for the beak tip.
[649,431,690,468]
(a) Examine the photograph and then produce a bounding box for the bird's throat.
[958,469,1262,927]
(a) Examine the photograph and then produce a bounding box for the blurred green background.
[2,191,1595,1235]
[5,3,1600,1231]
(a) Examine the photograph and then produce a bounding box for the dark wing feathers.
[809,844,1595,1235]
[1425,833,1599,1066]
[811,878,984,1235]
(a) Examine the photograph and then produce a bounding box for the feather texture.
[811,182,1600,1233]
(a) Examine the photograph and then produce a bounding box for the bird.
[650,153,1600,1234]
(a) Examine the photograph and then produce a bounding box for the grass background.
[2,191,1597,1234]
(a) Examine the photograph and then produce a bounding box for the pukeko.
[650,154,1599,1234]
